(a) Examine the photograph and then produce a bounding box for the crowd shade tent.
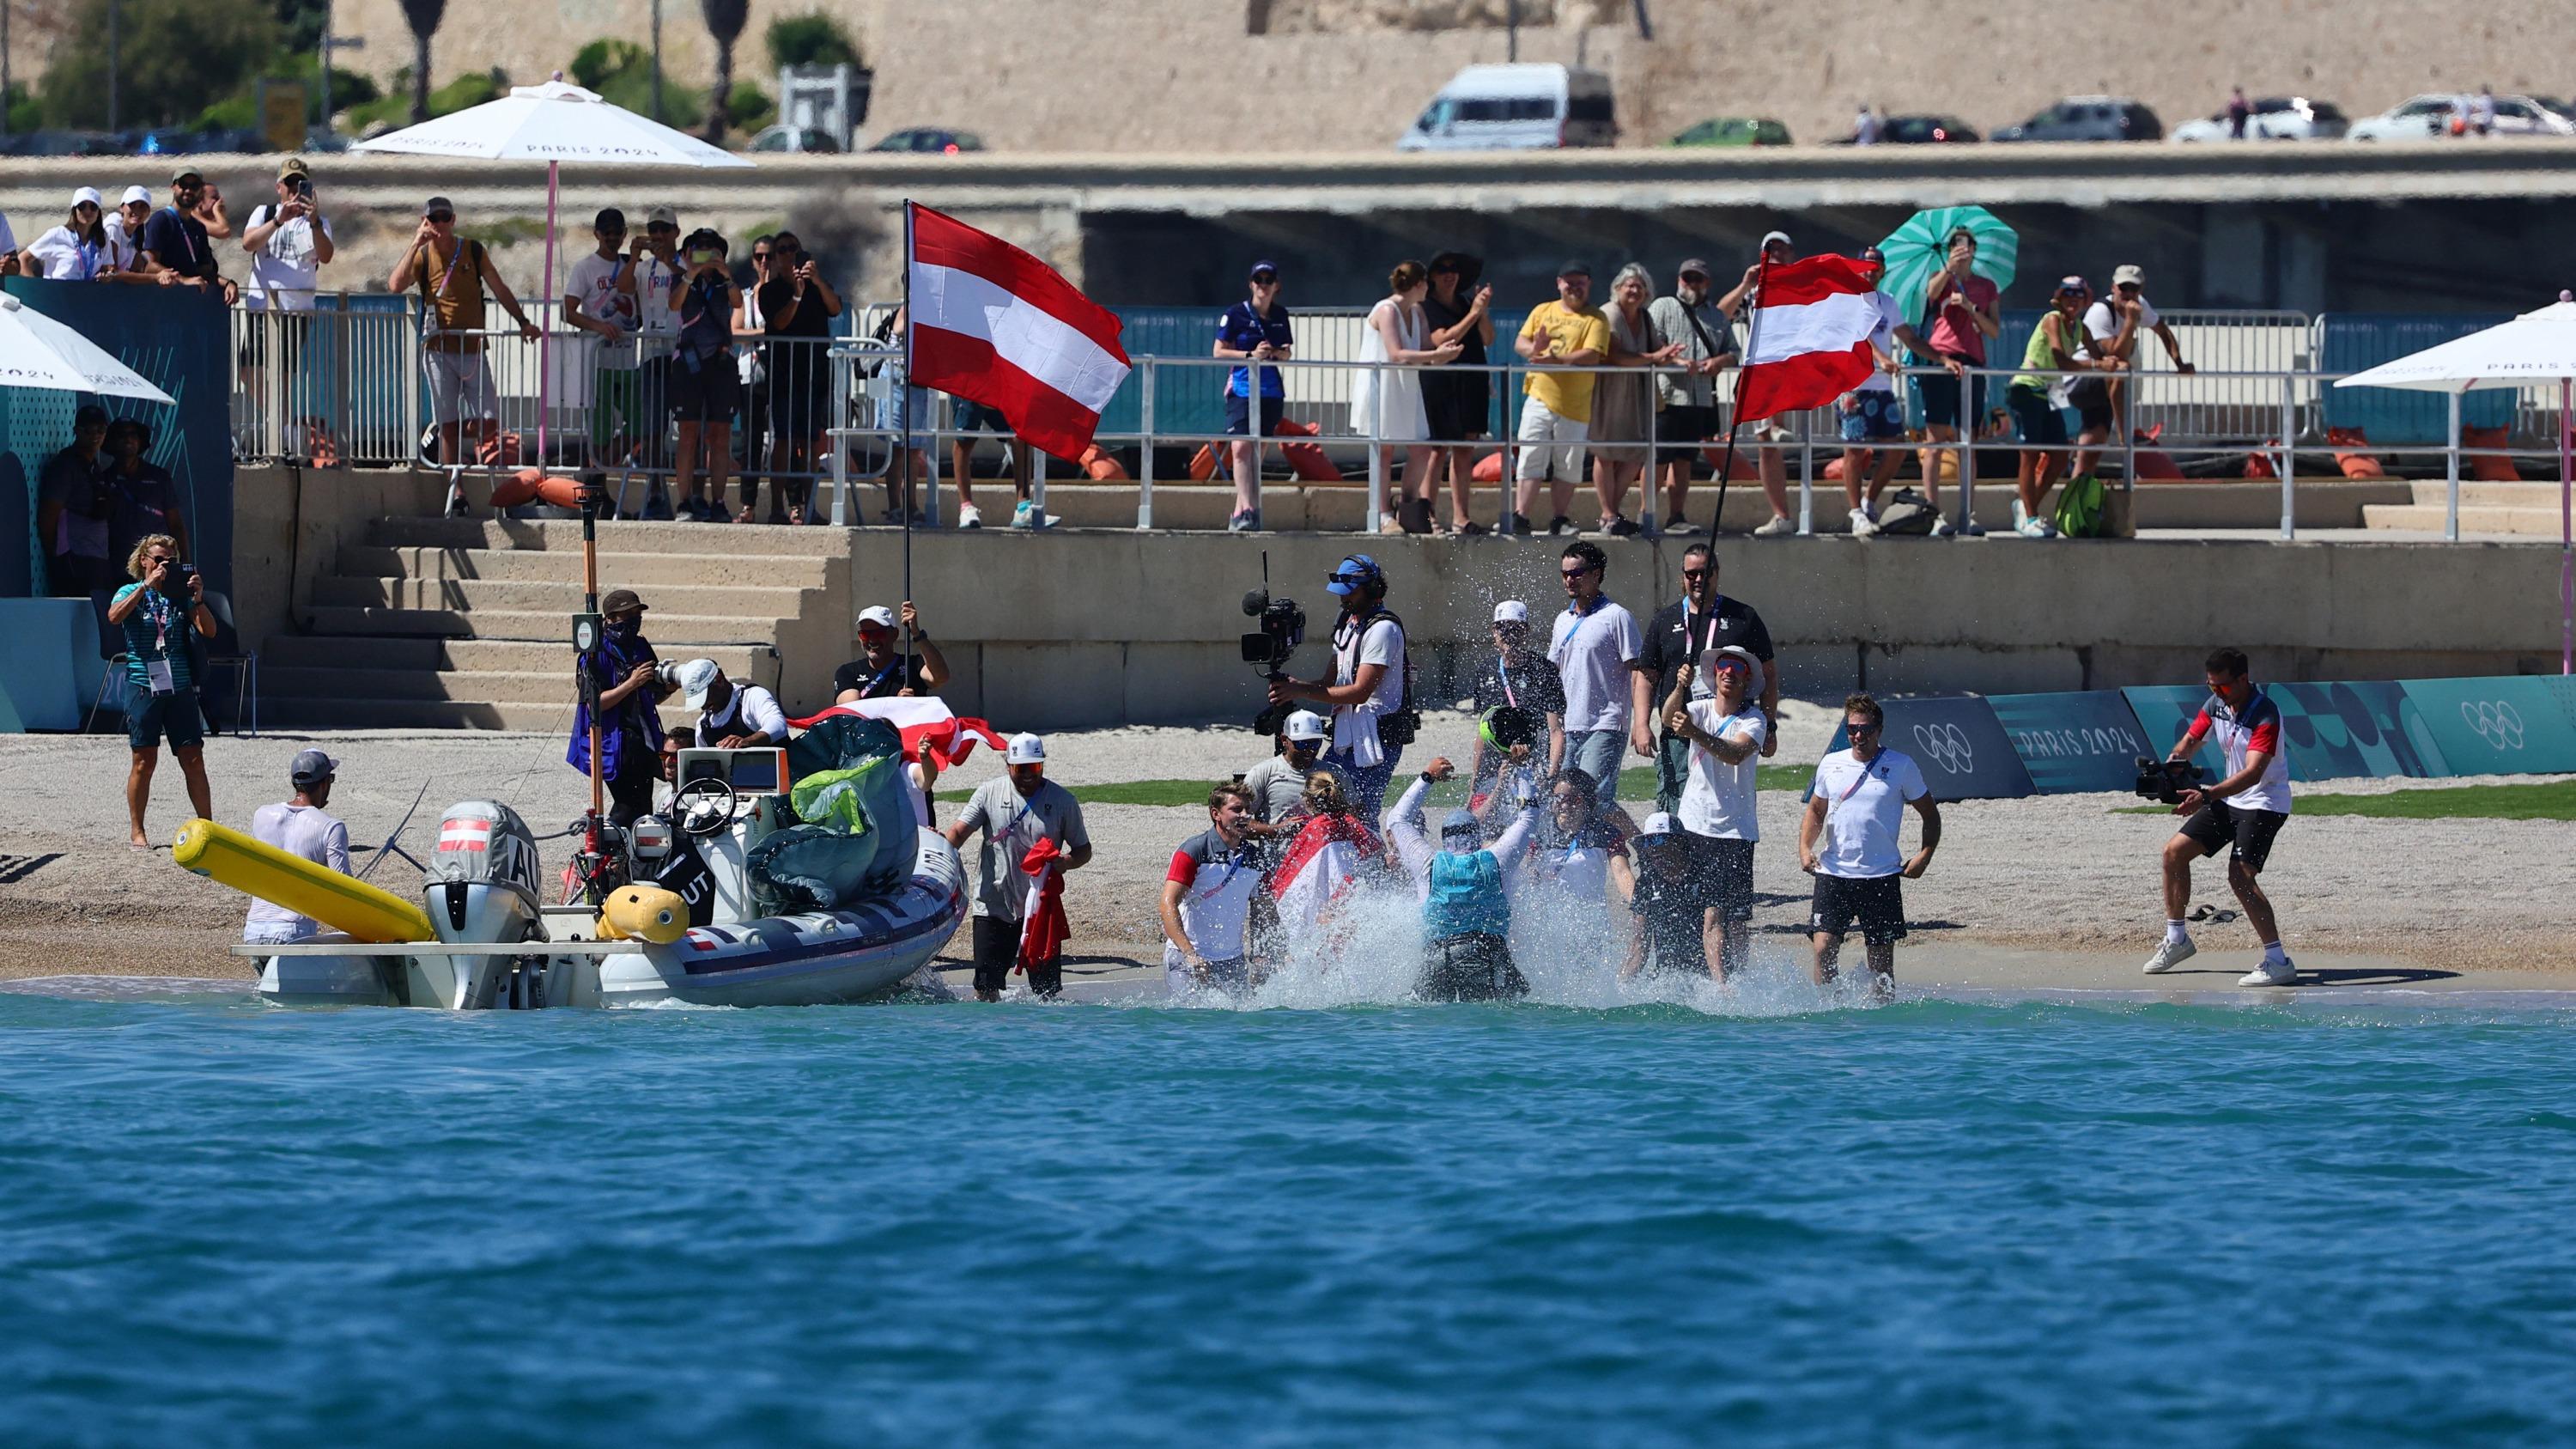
[0,293,177,404]
[1874,205,2020,314]
[354,79,752,855]
[2336,295,2576,673]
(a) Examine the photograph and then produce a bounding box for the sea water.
[4,977,2575,1446]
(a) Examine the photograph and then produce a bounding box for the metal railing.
[225,301,2563,542]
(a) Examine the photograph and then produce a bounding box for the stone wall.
[307,0,2563,155]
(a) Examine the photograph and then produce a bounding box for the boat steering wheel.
[672,776,741,837]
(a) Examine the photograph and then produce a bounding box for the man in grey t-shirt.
[943,734,1092,1000]
[1243,709,1330,825]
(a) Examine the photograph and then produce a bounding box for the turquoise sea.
[4,980,2574,1446]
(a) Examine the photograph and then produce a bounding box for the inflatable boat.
[190,721,968,1010]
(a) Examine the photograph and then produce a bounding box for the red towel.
[1016,837,1069,971]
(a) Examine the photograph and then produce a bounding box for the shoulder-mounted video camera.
[2134,756,2211,805]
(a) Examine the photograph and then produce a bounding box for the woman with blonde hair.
[1270,768,1383,935]
[1589,262,1682,536]
[1351,259,1462,535]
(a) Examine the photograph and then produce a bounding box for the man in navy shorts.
[1840,246,1949,536]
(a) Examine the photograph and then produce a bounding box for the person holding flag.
[945,734,1092,1001]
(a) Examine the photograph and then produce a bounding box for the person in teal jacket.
[1388,755,1540,1001]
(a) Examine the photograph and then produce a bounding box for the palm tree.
[400,0,448,123]
[700,0,747,143]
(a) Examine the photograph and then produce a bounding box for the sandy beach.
[4,706,2572,995]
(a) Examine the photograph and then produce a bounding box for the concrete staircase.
[262,517,848,730]
[2363,480,2572,535]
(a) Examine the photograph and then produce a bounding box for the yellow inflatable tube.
[172,818,436,943]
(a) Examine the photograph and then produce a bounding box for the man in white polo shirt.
[1546,539,1642,807]
[1798,691,1941,997]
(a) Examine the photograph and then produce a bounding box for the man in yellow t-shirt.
[1513,261,1611,535]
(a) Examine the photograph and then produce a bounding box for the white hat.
[1760,229,1793,251]
[1492,600,1529,624]
[72,186,104,209]
[1638,811,1675,837]
[676,657,722,709]
[1005,733,1046,765]
[2112,263,2146,288]
[119,185,150,206]
[1283,709,1329,742]
[856,604,896,631]
[1704,644,1761,677]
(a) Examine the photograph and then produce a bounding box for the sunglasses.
[1680,567,1710,580]
[1848,721,1882,736]
[426,212,455,223]
[1329,570,1373,587]
[1560,566,1595,579]
[1250,274,1279,285]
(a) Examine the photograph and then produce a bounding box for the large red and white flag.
[906,202,1133,461]
[788,696,1008,770]
[1270,813,1383,932]
[1734,255,1886,423]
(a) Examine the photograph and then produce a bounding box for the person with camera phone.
[2143,648,2297,987]
[1268,554,1411,821]
[106,535,217,850]
[664,228,744,524]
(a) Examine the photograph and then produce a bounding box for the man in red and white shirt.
[1160,782,1264,997]
[2144,648,2297,987]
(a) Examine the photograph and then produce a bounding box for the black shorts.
[1656,404,1720,461]
[668,351,741,424]
[1224,392,1286,437]
[1811,873,1906,945]
[2178,805,2287,873]
[2068,376,2113,432]
[1698,836,1756,924]
[972,914,1060,996]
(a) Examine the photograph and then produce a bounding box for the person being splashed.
[1386,755,1542,1002]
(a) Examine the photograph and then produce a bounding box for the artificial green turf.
[2117,779,2576,821]
[939,763,1817,807]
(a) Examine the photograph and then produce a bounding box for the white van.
[1397,64,1618,152]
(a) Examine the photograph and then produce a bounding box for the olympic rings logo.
[2460,700,2525,750]
[1912,721,1975,773]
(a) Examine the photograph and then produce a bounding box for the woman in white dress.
[1351,259,1461,534]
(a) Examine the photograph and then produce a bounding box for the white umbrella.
[0,292,177,403]
[355,77,751,849]
[2335,294,2576,673]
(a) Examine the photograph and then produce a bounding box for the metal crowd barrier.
[229,300,2561,543]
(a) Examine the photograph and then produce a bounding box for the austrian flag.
[905,202,1133,461]
[1734,255,1886,423]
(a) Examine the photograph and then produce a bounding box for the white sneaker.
[2017,514,2053,539]
[2239,956,2297,988]
[1752,514,1797,538]
[1849,508,1880,538]
[2142,936,2197,974]
[956,502,984,530]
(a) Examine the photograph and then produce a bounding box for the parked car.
[1873,113,1980,144]
[1992,96,2163,142]
[1397,63,1618,152]
[1668,116,1791,148]
[2347,93,2576,140]
[2172,96,2348,141]
[747,125,841,154]
[0,130,131,157]
[869,127,987,154]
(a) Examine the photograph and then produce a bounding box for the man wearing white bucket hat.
[946,734,1092,1001]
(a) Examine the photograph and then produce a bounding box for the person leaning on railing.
[137,167,238,306]
[753,228,841,525]
[18,188,118,281]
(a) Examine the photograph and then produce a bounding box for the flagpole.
[1711,250,1772,536]
[902,201,915,669]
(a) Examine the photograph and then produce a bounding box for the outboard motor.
[423,801,545,945]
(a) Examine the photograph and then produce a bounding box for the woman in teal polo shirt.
[105,533,216,849]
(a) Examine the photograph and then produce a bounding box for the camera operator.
[1268,554,1409,820]
[2143,648,2296,987]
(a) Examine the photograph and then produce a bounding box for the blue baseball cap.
[1326,554,1382,596]
[1249,259,1280,281]
[1441,808,1481,840]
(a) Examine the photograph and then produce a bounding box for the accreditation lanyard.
[860,654,907,697]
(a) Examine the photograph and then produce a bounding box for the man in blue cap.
[1388,756,1542,1000]
[1269,553,1411,819]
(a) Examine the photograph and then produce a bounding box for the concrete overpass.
[8,141,2569,311]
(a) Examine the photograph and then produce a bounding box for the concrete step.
[258,697,589,733]
[304,606,787,642]
[2405,480,2571,508]
[2363,502,2572,535]
[337,545,836,587]
[309,574,815,614]
[258,636,779,674]
[366,515,850,555]
[264,667,626,705]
